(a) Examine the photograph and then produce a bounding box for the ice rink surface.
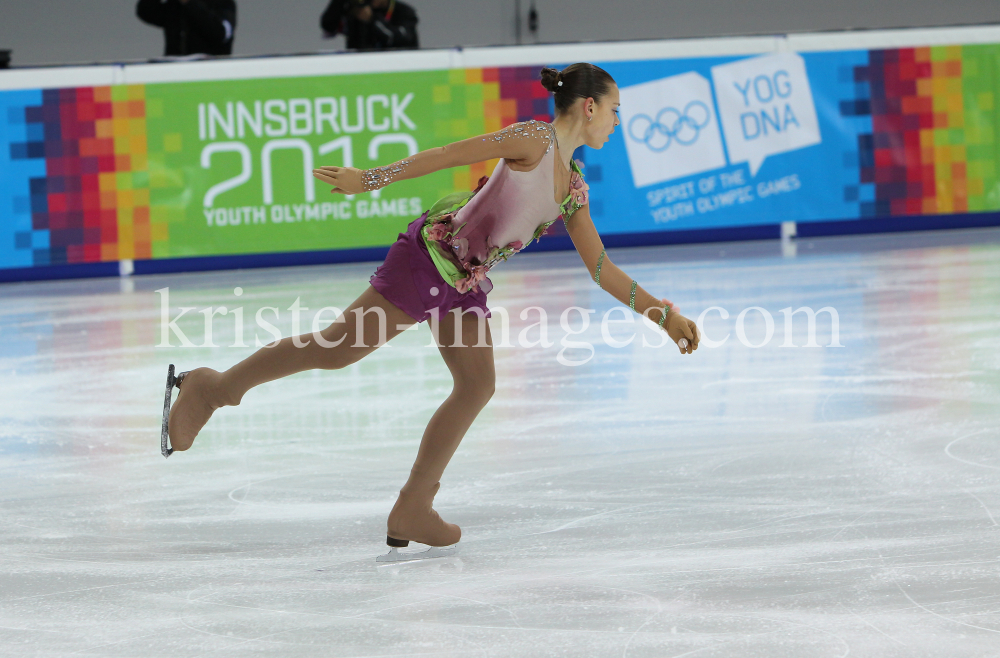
[1,228,999,657]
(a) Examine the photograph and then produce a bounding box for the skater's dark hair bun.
[539,64,616,114]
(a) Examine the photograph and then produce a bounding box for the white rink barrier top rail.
[3,24,1000,91]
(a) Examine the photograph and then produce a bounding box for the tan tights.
[179,285,495,500]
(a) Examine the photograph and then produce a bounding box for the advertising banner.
[0,66,549,271]
[2,41,999,277]
[583,45,996,236]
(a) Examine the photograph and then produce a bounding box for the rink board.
[3,26,1000,280]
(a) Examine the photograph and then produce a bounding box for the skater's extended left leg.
[168,286,416,451]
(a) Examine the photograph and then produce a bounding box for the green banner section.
[145,68,505,258]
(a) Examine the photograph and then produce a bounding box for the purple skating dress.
[370,121,588,323]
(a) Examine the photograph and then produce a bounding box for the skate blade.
[375,544,458,563]
[160,364,176,458]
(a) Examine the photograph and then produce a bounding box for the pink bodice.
[421,120,589,294]
[447,146,563,271]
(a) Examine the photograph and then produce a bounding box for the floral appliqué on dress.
[428,161,589,294]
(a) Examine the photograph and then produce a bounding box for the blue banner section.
[1,89,47,270]
[580,51,873,235]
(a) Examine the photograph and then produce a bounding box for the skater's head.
[540,63,620,149]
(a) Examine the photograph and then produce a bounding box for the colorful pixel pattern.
[845,46,994,217]
[433,66,553,194]
[6,85,160,266]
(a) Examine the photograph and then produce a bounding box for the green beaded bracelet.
[594,250,605,289]
[629,280,637,311]
[657,303,671,329]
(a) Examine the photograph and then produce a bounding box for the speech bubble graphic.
[711,52,821,177]
[619,71,728,189]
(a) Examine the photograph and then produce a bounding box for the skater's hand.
[312,166,366,195]
[663,301,699,355]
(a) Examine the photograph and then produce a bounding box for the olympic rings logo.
[627,101,712,152]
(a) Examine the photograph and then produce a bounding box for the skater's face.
[583,84,620,150]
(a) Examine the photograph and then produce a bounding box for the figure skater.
[161,63,700,560]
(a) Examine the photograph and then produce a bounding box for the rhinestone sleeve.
[361,159,412,192]
[482,120,556,154]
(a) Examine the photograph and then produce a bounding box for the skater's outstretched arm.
[311,120,556,194]
[565,204,699,355]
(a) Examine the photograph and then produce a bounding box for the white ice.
[1,228,999,657]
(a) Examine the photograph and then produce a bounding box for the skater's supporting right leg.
[404,308,495,492]
[387,307,495,547]
[168,286,416,451]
